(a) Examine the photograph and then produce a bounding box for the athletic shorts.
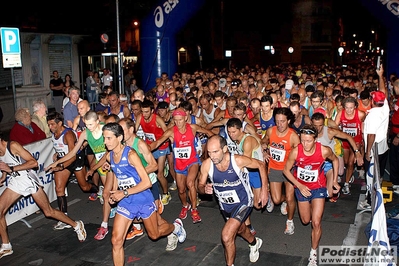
[249,169,261,189]
[117,201,157,220]
[323,161,332,175]
[65,153,85,172]
[268,168,288,183]
[85,144,94,155]
[7,172,40,197]
[221,204,253,224]
[152,147,170,160]
[150,180,160,202]
[295,187,327,202]
[175,160,201,176]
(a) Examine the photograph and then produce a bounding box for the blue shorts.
[323,161,332,175]
[221,204,253,224]
[175,160,201,176]
[117,201,157,220]
[152,147,170,160]
[295,187,327,202]
[150,181,160,201]
[249,169,261,189]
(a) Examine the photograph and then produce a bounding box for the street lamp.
[288,47,294,62]
[338,47,344,65]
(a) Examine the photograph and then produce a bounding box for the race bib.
[144,132,156,142]
[297,167,318,182]
[342,127,357,137]
[118,177,137,190]
[174,147,192,159]
[95,151,105,161]
[217,189,240,204]
[270,147,286,162]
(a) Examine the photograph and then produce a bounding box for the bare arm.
[329,128,363,166]
[198,159,212,195]
[149,128,174,151]
[138,139,158,174]
[46,129,88,170]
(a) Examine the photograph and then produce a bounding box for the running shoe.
[94,226,109,240]
[54,221,72,230]
[349,175,355,184]
[165,233,178,251]
[342,183,350,195]
[173,218,186,243]
[280,201,287,215]
[179,204,191,219]
[308,249,318,266]
[284,220,295,235]
[74,220,87,242]
[266,192,274,212]
[359,200,371,210]
[0,244,13,259]
[329,191,340,203]
[126,226,144,240]
[109,207,117,218]
[249,237,263,263]
[161,193,172,205]
[169,181,177,191]
[88,193,98,201]
[191,209,202,224]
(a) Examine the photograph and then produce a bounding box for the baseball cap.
[304,81,314,88]
[285,79,294,90]
[371,91,385,104]
[158,101,169,109]
[219,78,227,88]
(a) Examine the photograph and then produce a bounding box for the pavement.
[2,172,398,266]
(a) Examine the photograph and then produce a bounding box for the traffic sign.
[0,27,22,68]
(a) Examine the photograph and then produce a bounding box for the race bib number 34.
[174,147,191,159]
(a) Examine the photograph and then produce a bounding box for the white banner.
[0,138,56,225]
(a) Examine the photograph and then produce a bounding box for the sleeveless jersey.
[202,106,217,123]
[156,92,169,102]
[260,112,275,138]
[291,115,306,134]
[0,142,29,179]
[293,142,326,189]
[131,137,157,184]
[173,123,200,171]
[225,122,248,155]
[86,128,106,162]
[268,127,295,171]
[110,146,153,205]
[131,113,145,140]
[140,114,169,149]
[340,109,362,147]
[208,153,253,213]
[52,128,75,158]
[107,105,125,119]
[238,134,264,161]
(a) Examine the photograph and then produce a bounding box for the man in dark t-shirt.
[50,70,64,114]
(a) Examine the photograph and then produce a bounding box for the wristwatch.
[123,189,129,198]
[354,149,360,154]
[9,166,14,173]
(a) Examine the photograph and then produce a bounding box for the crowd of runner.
[1,61,398,266]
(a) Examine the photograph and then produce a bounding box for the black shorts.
[85,143,94,155]
[66,153,86,172]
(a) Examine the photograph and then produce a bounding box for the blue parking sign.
[1,27,21,54]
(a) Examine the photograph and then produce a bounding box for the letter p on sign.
[1,27,21,54]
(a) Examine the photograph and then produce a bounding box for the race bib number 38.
[217,189,240,204]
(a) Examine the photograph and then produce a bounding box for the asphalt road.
[2,173,396,266]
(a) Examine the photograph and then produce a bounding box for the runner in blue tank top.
[102,122,187,266]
